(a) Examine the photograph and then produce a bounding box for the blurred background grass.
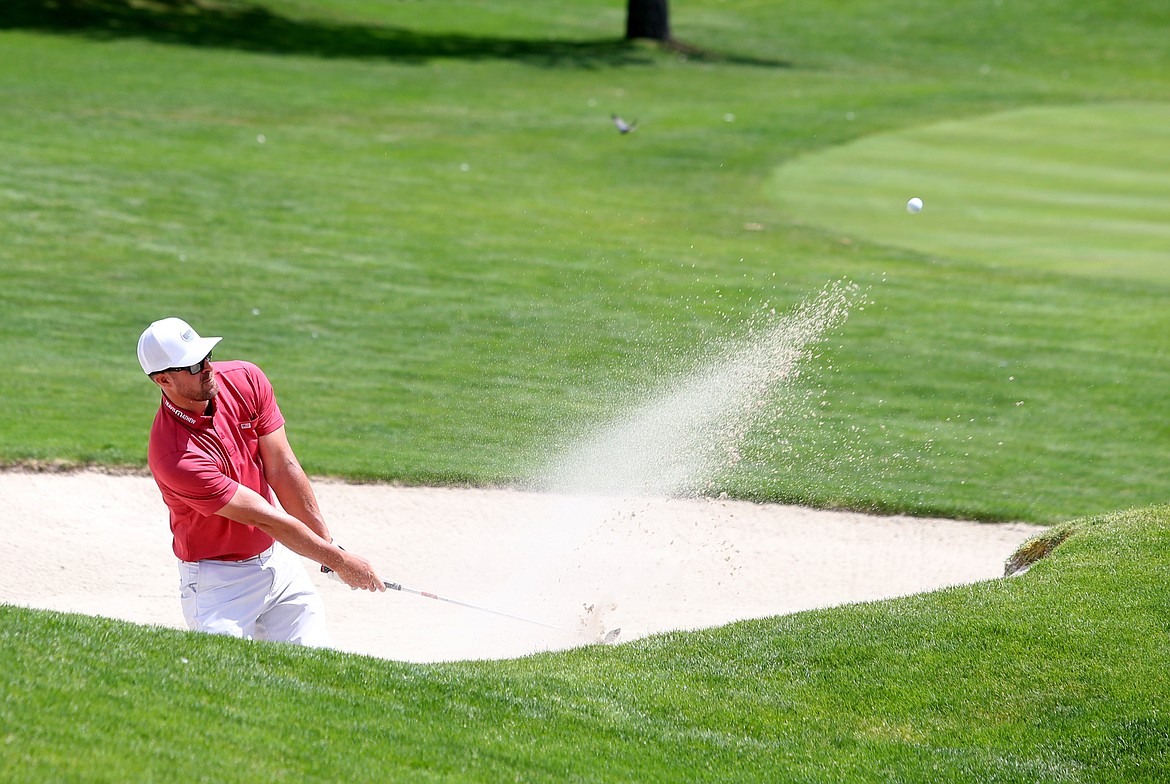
[1,0,1168,522]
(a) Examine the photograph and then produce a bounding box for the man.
[138,317,384,647]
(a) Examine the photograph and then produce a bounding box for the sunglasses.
[161,352,213,375]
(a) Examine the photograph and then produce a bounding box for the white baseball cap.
[137,317,222,375]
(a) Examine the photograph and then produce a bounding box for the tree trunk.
[626,0,670,42]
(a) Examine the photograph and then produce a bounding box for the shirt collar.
[161,394,212,427]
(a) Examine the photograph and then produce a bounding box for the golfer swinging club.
[138,317,385,647]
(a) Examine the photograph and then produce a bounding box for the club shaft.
[384,581,563,630]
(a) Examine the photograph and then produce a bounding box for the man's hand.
[328,549,386,592]
[321,542,386,593]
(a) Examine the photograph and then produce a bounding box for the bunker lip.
[0,470,1046,663]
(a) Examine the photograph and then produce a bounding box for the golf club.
[321,565,564,630]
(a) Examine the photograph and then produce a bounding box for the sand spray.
[486,279,869,645]
[538,279,865,498]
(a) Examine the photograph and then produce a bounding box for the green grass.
[4,505,1169,782]
[1,0,1169,520]
[3,1,1170,780]
[772,103,1170,281]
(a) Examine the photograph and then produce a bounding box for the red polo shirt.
[148,360,286,562]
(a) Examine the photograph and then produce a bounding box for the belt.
[191,543,277,565]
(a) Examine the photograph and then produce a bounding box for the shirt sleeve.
[153,447,240,517]
[243,362,286,437]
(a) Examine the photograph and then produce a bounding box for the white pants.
[178,542,332,648]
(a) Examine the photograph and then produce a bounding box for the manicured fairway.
[4,1,1170,782]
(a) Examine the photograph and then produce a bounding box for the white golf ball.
[906,197,924,213]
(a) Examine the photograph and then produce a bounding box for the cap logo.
[181,329,195,342]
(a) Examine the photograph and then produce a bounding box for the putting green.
[770,103,1170,282]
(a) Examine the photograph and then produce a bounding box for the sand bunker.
[0,469,1045,663]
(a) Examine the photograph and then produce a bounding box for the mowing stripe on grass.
[770,102,1170,282]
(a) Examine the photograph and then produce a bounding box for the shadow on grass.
[0,0,789,68]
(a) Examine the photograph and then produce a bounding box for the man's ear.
[151,372,171,390]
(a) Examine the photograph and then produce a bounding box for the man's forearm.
[266,456,331,542]
[219,484,343,569]
[219,482,385,592]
